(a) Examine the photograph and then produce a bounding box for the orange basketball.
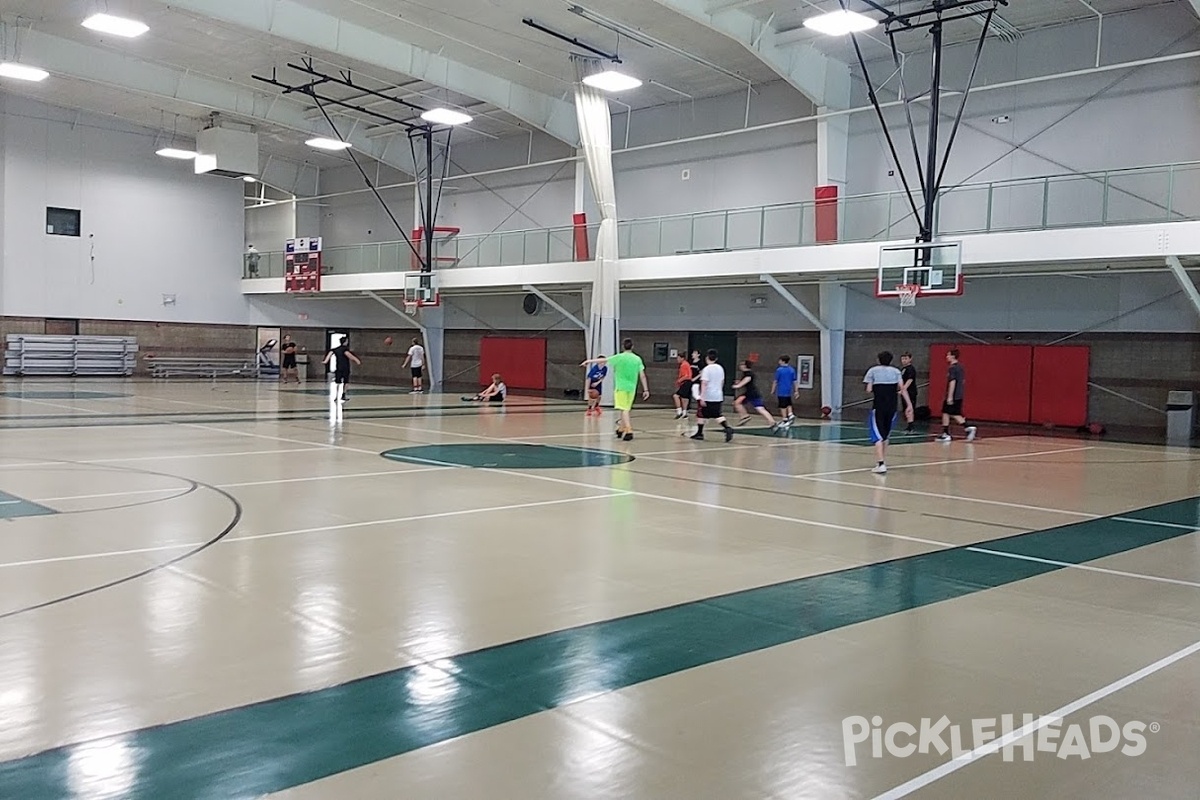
[588,389,600,399]
[384,336,393,346]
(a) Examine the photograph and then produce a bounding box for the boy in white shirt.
[864,351,913,474]
[402,338,426,394]
[690,349,735,443]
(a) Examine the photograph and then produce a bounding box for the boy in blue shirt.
[585,357,607,416]
[771,355,798,427]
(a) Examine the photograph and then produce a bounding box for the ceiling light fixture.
[243,176,258,183]
[82,13,150,38]
[420,108,472,126]
[582,70,642,93]
[155,148,198,159]
[803,10,878,36]
[0,62,50,82]
[305,138,352,151]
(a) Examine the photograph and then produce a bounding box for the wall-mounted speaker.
[522,293,542,315]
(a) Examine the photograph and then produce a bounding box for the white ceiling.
[0,0,1190,177]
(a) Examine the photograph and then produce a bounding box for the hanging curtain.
[572,56,620,366]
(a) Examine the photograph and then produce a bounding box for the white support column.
[817,105,849,193]
[819,283,848,415]
[573,59,621,406]
[522,285,587,330]
[363,290,442,389]
[1167,256,1200,319]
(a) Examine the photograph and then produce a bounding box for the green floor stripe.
[1,498,1197,798]
[382,444,634,469]
[0,491,57,520]
[737,421,932,446]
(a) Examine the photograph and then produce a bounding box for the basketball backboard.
[876,240,963,298]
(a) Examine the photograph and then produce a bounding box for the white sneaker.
[937,433,951,442]
[966,426,977,441]
[872,464,887,474]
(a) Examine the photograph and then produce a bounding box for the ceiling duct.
[195,126,259,179]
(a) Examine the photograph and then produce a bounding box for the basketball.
[588,389,600,399]
[821,405,832,418]
[384,336,393,346]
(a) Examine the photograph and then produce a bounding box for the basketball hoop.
[897,284,920,311]
[404,300,419,317]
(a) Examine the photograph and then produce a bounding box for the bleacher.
[144,356,259,379]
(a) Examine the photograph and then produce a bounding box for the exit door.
[687,332,738,393]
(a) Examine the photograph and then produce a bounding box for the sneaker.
[690,433,705,441]
[937,433,951,442]
[966,426,977,441]
[623,433,633,442]
[736,416,750,427]
[724,427,734,443]
[872,464,888,474]
[675,410,685,419]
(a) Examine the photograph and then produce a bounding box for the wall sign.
[797,355,815,390]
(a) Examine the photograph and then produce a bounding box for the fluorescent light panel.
[0,62,49,82]
[82,13,150,38]
[156,148,197,159]
[243,176,258,183]
[803,9,878,36]
[581,70,642,93]
[420,108,472,126]
[306,138,352,151]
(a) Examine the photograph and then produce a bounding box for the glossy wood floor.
[0,379,1197,799]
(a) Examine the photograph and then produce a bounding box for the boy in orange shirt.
[673,351,697,420]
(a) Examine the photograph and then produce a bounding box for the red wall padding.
[927,344,1033,424]
[926,343,1090,425]
[1031,345,1090,427]
[479,337,547,391]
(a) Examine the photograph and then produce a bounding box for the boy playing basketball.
[673,352,696,420]
[582,339,648,441]
[733,360,779,428]
[585,357,607,416]
[938,349,977,442]
[771,355,798,427]
[864,351,913,473]
[323,335,361,403]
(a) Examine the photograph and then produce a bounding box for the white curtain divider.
[573,56,620,396]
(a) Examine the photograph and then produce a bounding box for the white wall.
[246,201,295,250]
[0,94,250,325]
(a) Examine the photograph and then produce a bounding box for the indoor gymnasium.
[1,1,1199,798]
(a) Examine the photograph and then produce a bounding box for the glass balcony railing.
[244,161,1200,279]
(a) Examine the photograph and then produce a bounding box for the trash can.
[295,354,309,385]
[1166,390,1195,445]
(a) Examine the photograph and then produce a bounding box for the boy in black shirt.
[733,360,780,428]
[937,349,977,442]
[323,335,361,403]
[900,352,917,432]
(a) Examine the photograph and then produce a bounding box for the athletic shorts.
[334,371,349,385]
[282,354,297,369]
[700,401,723,420]
[489,394,505,403]
[614,390,635,412]
[411,366,423,378]
[869,408,897,444]
[942,400,964,417]
[675,384,691,400]
[777,395,792,410]
[740,395,764,409]
[691,384,701,401]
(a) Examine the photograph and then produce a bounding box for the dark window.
[46,207,81,237]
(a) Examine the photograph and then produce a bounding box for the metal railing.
[243,161,1200,279]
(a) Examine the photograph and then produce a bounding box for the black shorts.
[942,400,963,417]
[411,366,423,378]
[282,354,297,369]
[675,384,691,400]
[489,394,505,403]
[700,401,723,420]
[871,405,898,443]
[334,371,350,385]
[777,396,792,410]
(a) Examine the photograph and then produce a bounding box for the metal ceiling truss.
[147,0,579,145]
[254,62,452,282]
[844,0,1007,244]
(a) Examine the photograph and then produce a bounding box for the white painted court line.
[2,397,105,415]
[872,636,1200,800]
[0,500,20,506]
[795,445,1095,479]
[966,547,1200,590]
[802,476,1100,519]
[87,447,329,464]
[182,423,383,456]
[0,493,620,570]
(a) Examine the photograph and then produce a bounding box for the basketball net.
[897,284,920,312]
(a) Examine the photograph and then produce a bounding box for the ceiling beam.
[651,0,851,109]
[17,29,419,176]
[1188,0,1200,18]
[150,0,580,146]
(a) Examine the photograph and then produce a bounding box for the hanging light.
[420,108,472,126]
[82,13,150,38]
[156,148,198,159]
[803,10,878,36]
[306,138,352,151]
[0,62,50,82]
[582,70,642,93]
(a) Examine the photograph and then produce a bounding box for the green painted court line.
[738,421,932,446]
[1,499,1198,798]
[382,443,634,469]
[0,491,57,520]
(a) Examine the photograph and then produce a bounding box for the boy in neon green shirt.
[582,338,649,441]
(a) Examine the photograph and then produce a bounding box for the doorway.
[687,331,739,392]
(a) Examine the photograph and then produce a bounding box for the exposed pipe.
[1076,0,1104,68]
[249,49,1200,208]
